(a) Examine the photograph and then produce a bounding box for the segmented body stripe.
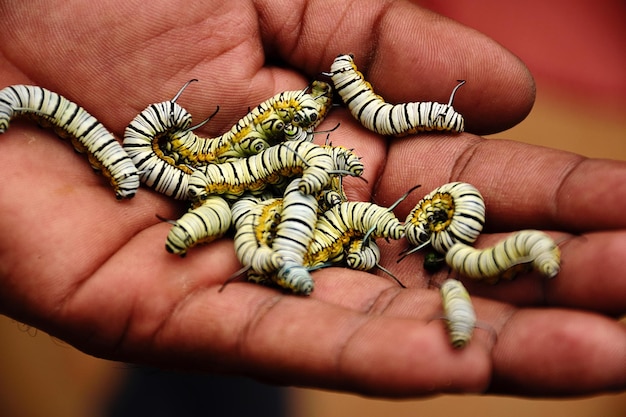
[444,230,561,284]
[283,123,315,142]
[440,279,476,349]
[328,54,465,136]
[345,238,381,271]
[232,196,282,274]
[0,85,139,199]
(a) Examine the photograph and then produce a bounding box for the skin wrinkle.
[447,134,484,181]
[333,313,376,388]
[252,0,305,61]
[41,203,172,333]
[552,156,589,231]
[356,0,395,72]
[370,139,391,199]
[237,291,285,361]
[51,221,183,354]
[361,285,406,316]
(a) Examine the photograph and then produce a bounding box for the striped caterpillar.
[445,230,561,284]
[1,84,139,199]
[403,182,486,256]
[186,141,363,202]
[440,278,476,349]
[327,54,465,136]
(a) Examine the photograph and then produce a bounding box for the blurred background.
[1,0,624,416]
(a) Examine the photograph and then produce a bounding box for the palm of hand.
[0,0,624,397]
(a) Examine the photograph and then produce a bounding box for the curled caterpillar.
[0,84,139,199]
[123,79,200,200]
[345,238,381,271]
[445,230,561,284]
[327,54,465,136]
[232,195,282,275]
[404,182,485,255]
[231,186,316,295]
[305,201,406,268]
[440,279,476,349]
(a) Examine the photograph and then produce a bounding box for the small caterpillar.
[231,180,318,295]
[305,185,419,268]
[232,196,282,275]
[166,81,333,165]
[440,278,476,349]
[269,178,318,294]
[123,79,200,200]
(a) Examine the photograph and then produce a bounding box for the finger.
[379,134,626,232]
[312,269,626,395]
[255,0,535,134]
[491,308,626,396]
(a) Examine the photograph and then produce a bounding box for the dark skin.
[0,0,625,398]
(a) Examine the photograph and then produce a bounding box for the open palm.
[0,0,624,397]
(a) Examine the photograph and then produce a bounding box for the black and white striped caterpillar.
[165,80,333,165]
[0,84,139,199]
[162,195,231,256]
[404,182,485,255]
[327,54,465,136]
[123,80,199,200]
[186,141,363,202]
[440,278,476,349]
[445,230,561,284]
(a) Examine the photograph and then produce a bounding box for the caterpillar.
[404,182,485,255]
[123,79,200,200]
[440,278,476,349]
[283,123,317,143]
[327,54,465,136]
[305,201,406,268]
[305,185,420,268]
[269,178,319,295]
[444,230,561,284]
[123,80,333,198]
[231,179,318,295]
[345,237,381,271]
[166,80,333,165]
[231,196,282,275]
[186,141,363,202]
[162,195,231,256]
[0,84,139,199]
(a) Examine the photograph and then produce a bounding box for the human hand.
[0,0,624,397]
